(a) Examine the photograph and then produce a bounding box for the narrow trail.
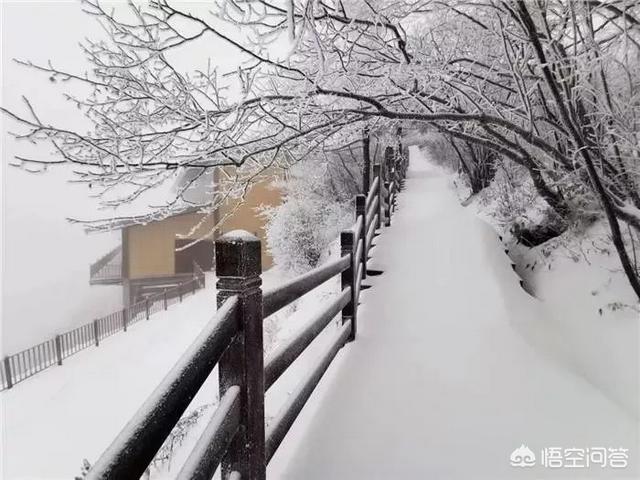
[275,148,638,479]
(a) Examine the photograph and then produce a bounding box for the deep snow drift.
[274,148,639,479]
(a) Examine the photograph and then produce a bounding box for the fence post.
[384,146,394,181]
[362,127,371,195]
[145,298,150,320]
[123,308,128,332]
[356,194,367,279]
[373,164,382,230]
[93,320,100,346]
[340,229,357,342]
[55,335,63,365]
[396,126,404,186]
[192,279,196,295]
[163,288,168,310]
[216,231,265,480]
[3,357,13,389]
[384,181,391,227]
[179,283,183,303]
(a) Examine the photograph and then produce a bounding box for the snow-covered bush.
[263,157,359,274]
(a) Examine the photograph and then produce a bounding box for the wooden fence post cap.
[340,229,354,244]
[215,230,262,277]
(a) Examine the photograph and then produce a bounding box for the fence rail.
[0,266,206,391]
[86,132,408,480]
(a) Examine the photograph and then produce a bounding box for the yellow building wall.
[125,175,282,279]
[126,212,217,279]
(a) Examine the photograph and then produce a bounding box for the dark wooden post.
[54,335,63,365]
[145,298,150,320]
[3,357,13,389]
[356,194,367,279]
[216,231,265,480]
[93,320,100,346]
[362,127,371,195]
[384,181,391,227]
[163,288,168,310]
[179,283,183,302]
[340,230,357,341]
[384,146,394,181]
[123,308,128,332]
[373,164,382,230]
[192,279,196,295]
[397,126,404,184]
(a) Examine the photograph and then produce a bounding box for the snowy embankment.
[508,223,639,419]
[273,147,638,479]
[449,157,640,420]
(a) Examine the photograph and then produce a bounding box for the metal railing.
[85,136,408,480]
[1,266,207,390]
[89,246,123,284]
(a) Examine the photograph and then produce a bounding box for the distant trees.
[3,0,640,298]
[263,148,360,274]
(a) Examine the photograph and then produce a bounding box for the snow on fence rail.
[0,267,206,390]
[84,133,408,480]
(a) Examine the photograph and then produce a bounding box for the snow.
[1,276,221,479]
[271,147,639,479]
[447,148,639,420]
[0,265,343,479]
[508,221,640,419]
[223,230,260,241]
[2,144,638,479]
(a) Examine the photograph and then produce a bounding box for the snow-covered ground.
[443,149,640,420]
[0,262,344,479]
[273,147,639,479]
[508,223,639,419]
[1,273,219,479]
[2,146,638,479]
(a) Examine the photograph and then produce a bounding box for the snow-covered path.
[275,148,638,479]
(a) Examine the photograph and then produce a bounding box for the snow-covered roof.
[87,167,216,231]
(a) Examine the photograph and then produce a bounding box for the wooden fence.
[84,136,408,480]
[0,267,206,391]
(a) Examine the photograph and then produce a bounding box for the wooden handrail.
[265,320,352,463]
[365,213,378,251]
[176,385,241,480]
[264,288,351,390]
[365,176,380,208]
[86,296,239,480]
[365,195,379,231]
[83,137,408,480]
[263,255,350,318]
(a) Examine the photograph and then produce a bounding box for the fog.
[1,1,270,353]
[2,3,123,353]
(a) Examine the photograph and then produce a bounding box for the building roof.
[88,167,216,231]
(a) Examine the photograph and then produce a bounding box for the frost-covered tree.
[263,149,359,273]
[3,0,640,297]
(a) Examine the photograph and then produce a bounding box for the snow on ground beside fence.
[1,261,346,479]
[1,273,218,479]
